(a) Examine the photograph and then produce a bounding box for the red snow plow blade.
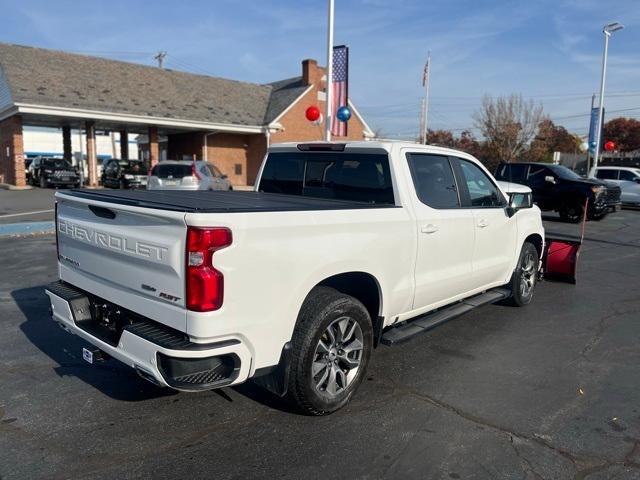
[542,199,588,284]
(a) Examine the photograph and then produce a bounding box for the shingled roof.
[0,43,310,128]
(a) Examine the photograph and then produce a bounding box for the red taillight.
[54,200,59,259]
[186,227,232,312]
[192,162,202,181]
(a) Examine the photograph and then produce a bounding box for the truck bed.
[62,189,399,213]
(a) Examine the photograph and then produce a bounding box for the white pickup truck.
[46,141,544,415]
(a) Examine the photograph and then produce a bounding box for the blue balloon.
[336,106,351,122]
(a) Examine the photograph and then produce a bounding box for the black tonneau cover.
[62,189,399,213]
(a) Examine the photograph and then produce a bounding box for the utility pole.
[324,0,335,142]
[419,97,425,143]
[154,51,167,69]
[420,52,431,144]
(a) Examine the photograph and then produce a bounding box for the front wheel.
[39,175,47,188]
[287,286,373,415]
[506,242,539,307]
[559,200,584,223]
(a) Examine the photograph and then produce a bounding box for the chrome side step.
[380,288,510,346]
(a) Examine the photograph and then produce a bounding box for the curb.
[0,183,33,191]
[0,221,55,237]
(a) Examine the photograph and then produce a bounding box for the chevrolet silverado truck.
[46,141,544,415]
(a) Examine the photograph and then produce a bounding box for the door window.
[495,163,528,182]
[527,165,552,186]
[619,170,637,181]
[457,159,505,207]
[596,169,618,180]
[407,153,459,208]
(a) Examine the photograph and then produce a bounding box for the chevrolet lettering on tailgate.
[58,219,169,261]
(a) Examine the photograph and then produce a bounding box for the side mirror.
[635,177,640,184]
[506,192,533,217]
[221,174,228,179]
[544,175,556,184]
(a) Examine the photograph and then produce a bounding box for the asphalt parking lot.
[1,210,639,479]
[0,188,56,224]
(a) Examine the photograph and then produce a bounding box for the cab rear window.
[258,152,394,204]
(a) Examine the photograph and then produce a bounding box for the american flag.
[422,56,430,87]
[331,45,349,137]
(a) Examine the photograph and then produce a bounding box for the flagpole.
[325,0,334,142]
[421,51,431,144]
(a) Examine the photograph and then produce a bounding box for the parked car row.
[495,162,622,223]
[28,158,232,191]
[27,157,81,188]
[595,166,640,207]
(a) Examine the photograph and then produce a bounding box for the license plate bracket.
[82,347,93,364]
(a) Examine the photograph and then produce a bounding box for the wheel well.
[315,272,382,337]
[524,233,543,258]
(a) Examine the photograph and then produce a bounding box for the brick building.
[0,43,373,187]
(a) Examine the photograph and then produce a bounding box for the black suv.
[28,157,80,189]
[495,162,621,222]
[101,159,148,189]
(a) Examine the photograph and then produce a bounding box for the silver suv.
[147,160,232,191]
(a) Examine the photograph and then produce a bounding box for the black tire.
[588,209,607,221]
[506,242,539,307]
[119,179,126,190]
[559,200,584,223]
[39,175,47,189]
[287,286,373,416]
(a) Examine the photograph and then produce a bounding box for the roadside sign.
[588,107,605,153]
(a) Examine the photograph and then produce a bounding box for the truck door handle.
[477,219,489,228]
[421,224,439,234]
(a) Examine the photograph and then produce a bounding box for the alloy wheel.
[520,251,537,298]
[312,316,364,397]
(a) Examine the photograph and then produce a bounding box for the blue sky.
[1,0,639,140]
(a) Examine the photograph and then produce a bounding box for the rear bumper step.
[380,288,510,346]
[44,280,250,391]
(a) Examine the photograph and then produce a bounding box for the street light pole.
[590,22,624,178]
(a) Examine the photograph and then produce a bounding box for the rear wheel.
[559,200,584,223]
[506,242,539,307]
[287,286,373,415]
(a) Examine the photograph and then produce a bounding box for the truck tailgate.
[56,192,187,310]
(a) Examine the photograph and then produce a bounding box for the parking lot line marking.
[0,209,54,218]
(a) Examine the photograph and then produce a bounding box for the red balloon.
[604,141,616,151]
[305,105,320,122]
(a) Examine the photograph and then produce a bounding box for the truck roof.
[269,141,476,159]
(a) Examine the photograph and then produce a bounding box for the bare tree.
[473,94,544,163]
